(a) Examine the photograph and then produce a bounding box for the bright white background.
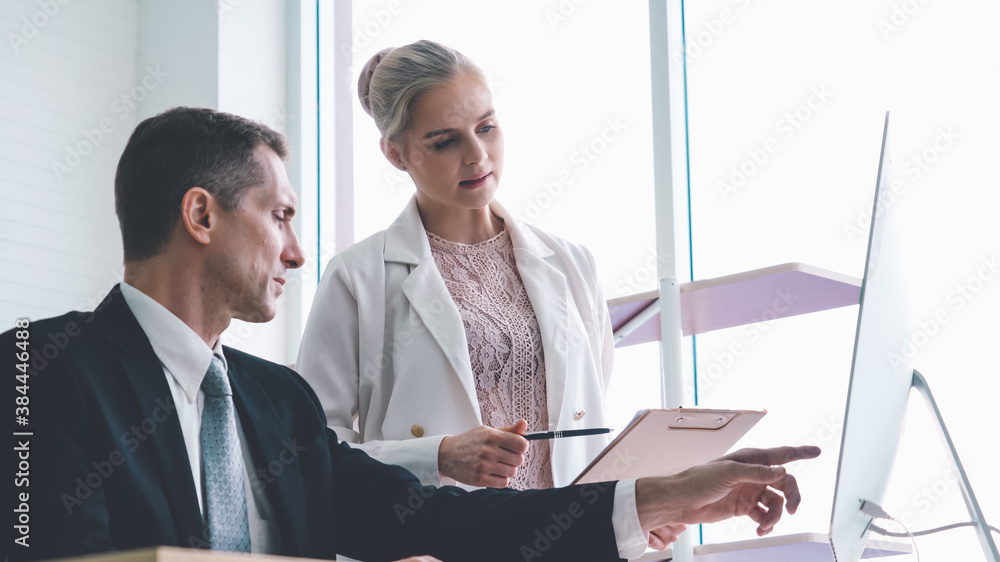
[345,1,999,560]
[683,1,999,559]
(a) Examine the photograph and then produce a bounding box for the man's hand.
[636,446,821,537]
[648,524,687,550]
[438,420,528,487]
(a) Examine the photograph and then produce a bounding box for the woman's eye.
[478,125,495,134]
[433,138,456,150]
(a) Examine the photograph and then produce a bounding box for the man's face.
[208,145,305,323]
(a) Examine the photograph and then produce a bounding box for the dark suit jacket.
[4,286,623,561]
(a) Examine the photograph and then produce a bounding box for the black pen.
[522,428,612,441]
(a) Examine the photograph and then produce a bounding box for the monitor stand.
[868,370,999,561]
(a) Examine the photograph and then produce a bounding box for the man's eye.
[478,125,495,134]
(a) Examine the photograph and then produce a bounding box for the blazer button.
[411,424,424,437]
[574,410,586,421]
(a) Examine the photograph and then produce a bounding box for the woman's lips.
[459,171,491,189]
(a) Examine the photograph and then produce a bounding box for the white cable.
[860,500,920,562]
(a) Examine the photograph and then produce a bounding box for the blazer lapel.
[228,361,308,555]
[494,203,572,432]
[386,197,480,409]
[97,287,205,544]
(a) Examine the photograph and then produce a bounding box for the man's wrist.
[635,475,685,533]
[437,435,452,480]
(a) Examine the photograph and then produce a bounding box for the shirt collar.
[384,196,555,264]
[119,282,227,402]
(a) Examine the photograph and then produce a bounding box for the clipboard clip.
[667,409,741,430]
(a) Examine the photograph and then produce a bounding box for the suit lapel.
[386,198,480,409]
[496,204,572,432]
[399,261,479,404]
[97,287,205,544]
[228,360,308,555]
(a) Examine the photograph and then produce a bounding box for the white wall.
[215,0,293,364]
[135,0,218,122]
[0,0,136,326]
[1,0,300,365]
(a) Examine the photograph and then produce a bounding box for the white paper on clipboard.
[571,408,766,485]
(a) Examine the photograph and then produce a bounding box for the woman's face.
[389,72,504,214]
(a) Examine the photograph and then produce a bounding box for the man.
[4,107,819,561]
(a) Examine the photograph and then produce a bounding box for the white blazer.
[296,197,614,487]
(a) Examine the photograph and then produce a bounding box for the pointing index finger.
[723,445,821,466]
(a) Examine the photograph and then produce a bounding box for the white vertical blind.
[0,0,137,325]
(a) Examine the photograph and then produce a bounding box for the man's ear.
[179,187,216,246]
[380,138,407,171]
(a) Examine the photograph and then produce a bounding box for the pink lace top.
[427,228,554,490]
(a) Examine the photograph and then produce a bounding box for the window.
[319,3,999,557]
[345,0,662,435]
[684,1,1000,556]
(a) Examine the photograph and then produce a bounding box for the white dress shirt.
[120,283,280,553]
[121,282,649,559]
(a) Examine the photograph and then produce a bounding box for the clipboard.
[571,408,766,485]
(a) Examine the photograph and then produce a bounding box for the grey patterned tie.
[200,357,251,552]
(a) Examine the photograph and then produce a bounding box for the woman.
[296,40,614,490]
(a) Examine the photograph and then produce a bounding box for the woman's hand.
[438,420,529,487]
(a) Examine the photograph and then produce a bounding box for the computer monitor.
[829,112,914,562]
[830,113,999,561]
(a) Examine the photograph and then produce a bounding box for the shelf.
[610,262,862,347]
[630,532,911,561]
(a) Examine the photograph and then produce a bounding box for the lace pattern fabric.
[428,228,554,490]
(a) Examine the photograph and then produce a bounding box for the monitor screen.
[829,112,915,561]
